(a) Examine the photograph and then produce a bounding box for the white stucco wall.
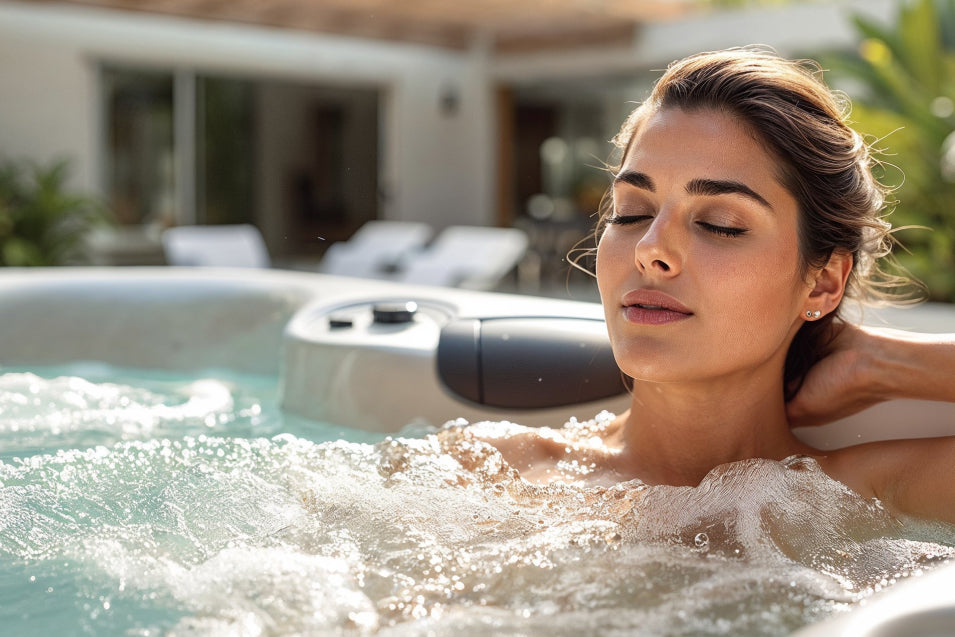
[384,41,494,229]
[0,24,98,190]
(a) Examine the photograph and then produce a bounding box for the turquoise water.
[0,365,952,636]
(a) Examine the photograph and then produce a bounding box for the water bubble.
[694,532,709,551]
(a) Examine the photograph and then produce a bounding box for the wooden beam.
[494,22,636,54]
[30,0,698,50]
[495,84,515,227]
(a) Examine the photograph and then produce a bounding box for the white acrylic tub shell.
[0,267,952,637]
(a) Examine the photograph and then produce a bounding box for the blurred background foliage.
[821,0,955,302]
[0,158,112,266]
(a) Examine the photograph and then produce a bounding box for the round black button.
[372,301,418,324]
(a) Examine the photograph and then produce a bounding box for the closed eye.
[607,214,653,226]
[696,221,747,238]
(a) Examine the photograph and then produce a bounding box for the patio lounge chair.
[317,220,433,279]
[395,225,529,290]
[161,224,271,268]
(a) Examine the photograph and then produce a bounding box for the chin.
[613,341,694,378]
[617,361,687,385]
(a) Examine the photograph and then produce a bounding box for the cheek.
[595,234,626,287]
[711,242,808,335]
[763,234,808,303]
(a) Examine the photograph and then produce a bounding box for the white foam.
[0,373,252,451]
[1,382,953,636]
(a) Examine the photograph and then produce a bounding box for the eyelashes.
[607,214,748,238]
[696,221,748,238]
[606,214,651,226]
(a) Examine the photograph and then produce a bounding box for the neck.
[613,373,812,487]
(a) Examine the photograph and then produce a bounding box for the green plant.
[0,157,112,266]
[819,0,955,301]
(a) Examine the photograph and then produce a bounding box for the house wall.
[0,23,99,190]
[0,1,494,234]
[0,0,899,247]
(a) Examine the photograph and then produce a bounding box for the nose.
[634,213,683,277]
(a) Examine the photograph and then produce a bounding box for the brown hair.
[588,47,917,398]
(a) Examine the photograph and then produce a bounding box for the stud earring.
[805,310,821,319]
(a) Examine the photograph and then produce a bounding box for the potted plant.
[0,157,112,266]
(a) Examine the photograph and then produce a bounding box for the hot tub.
[0,267,952,637]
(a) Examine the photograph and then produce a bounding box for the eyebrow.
[613,170,655,191]
[686,178,772,210]
[613,170,773,211]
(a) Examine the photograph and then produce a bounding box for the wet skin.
[478,108,955,527]
[482,107,846,490]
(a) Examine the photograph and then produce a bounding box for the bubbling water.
[0,371,249,456]
[0,370,952,636]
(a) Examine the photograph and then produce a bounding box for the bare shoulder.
[815,437,955,521]
[463,420,569,474]
[461,413,622,482]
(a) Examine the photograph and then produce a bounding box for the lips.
[621,289,693,325]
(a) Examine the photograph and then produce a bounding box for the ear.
[806,250,853,317]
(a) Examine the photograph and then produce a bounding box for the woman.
[475,48,955,523]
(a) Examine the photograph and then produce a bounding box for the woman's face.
[596,107,813,386]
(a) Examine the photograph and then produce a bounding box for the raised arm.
[796,323,955,523]
[787,322,955,428]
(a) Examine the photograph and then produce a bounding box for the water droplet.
[694,532,709,550]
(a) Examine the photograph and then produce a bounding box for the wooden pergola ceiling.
[36,0,702,51]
